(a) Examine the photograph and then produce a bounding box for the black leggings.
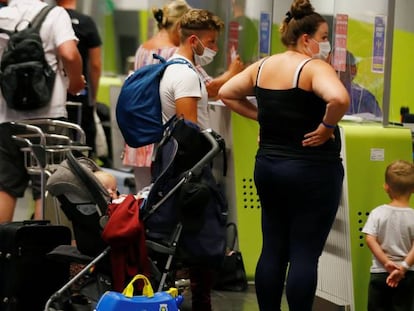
[254,155,344,311]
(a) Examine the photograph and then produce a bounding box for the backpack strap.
[31,5,55,32]
[153,53,167,63]
[0,27,11,36]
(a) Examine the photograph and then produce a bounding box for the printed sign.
[370,148,385,161]
[332,14,348,72]
[228,21,240,64]
[372,15,386,73]
[259,12,271,57]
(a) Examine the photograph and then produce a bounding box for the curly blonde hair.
[178,9,224,41]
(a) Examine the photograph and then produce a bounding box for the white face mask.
[193,37,217,66]
[309,39,331,61]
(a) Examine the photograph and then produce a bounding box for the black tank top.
[255,58,341,161]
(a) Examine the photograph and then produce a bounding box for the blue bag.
[95,274,183,311]
[116,54,191,148]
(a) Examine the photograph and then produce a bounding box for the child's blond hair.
[385,160,414,196]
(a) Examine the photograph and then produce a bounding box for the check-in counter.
[229,114,413,310]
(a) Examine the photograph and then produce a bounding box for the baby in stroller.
[93,170,130,203]
[45,117,228,310]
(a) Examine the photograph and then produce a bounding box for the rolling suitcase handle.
[22,220,50,226]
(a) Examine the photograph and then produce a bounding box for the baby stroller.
[44,116,228,310]
[142,117,228,291]
[44,152,112,310]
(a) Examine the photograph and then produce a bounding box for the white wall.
[395,0,414,32]
[113,0,148,10]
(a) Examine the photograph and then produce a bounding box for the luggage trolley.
[11,119,91,220]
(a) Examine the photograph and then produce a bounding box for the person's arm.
[386,241,414,287]
[386,269,404,288]
[58,39,85,95]
[400,240,414,272]
[404,240,414,266]
[88,45,102,103]
[302,60,350,147]
[218,61,258,121]
[311,60,350,126]
[365,234,399,273]
[206,55,244,99]
[175,96,198,124]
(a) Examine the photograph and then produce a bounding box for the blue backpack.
[116,54,191,148]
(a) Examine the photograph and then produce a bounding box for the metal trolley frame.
[11,119,91,220]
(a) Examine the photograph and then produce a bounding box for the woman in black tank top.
[218,1,349,310]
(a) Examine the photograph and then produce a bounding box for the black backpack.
[0,5,56,111]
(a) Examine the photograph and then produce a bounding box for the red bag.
[102,195,149,291]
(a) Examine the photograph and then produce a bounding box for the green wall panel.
[390,29,414,122]
[102,14,117,74]
[270,18,414,123]
[341,123,413,310]
[231,113,260,279]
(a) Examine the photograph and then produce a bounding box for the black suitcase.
[0,220,71,311]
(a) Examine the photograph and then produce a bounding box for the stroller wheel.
[175,278,190,293]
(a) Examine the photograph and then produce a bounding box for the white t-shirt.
[159,54,210,129]
[0,0,78,122]
[362,204,414,272]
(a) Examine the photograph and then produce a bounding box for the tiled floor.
[181,285,258,311]
[180,283,289,311]
[14,192,289,311]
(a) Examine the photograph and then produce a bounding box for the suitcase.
[95,274,183,311]
[0,220,72,311]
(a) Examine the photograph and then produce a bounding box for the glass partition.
[330,0,394,125]
[272,0,394,125]
[73,0,273,78]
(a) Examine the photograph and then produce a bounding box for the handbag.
[95,274,183,311]
[213,222,248,292]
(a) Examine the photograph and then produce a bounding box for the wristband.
[321,121,336,129]
[401,261,410,270]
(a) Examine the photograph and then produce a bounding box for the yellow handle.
[122,274,154,298]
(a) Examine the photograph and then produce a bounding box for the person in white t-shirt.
[123,1,243,193]
[160,9,224,130]
[159,8,225,311]
[0,0,85,222]
[362,159,414,311]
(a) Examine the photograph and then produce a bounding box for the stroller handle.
[191,128,221,176]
